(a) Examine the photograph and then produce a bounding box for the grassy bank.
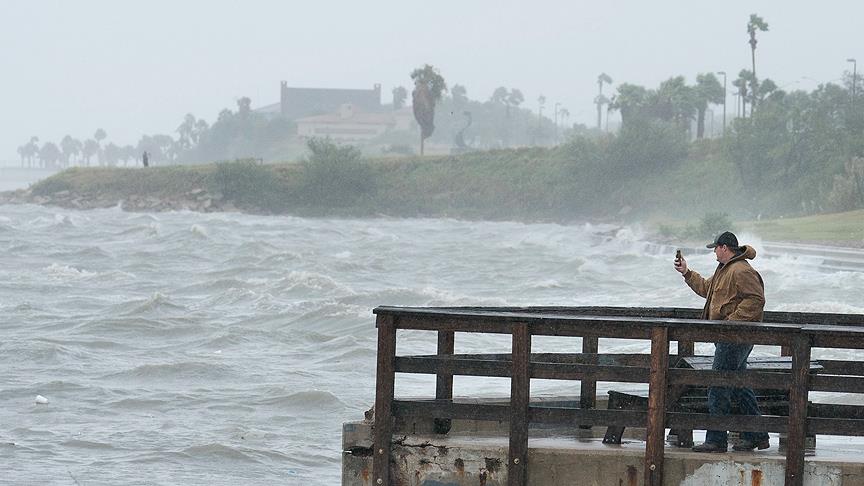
[20,149,741,221]
[9,142,862,247]
[737,210,864,245]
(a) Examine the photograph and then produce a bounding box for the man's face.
[714,244,734,264]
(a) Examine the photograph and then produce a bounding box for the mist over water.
[0,168,59,192]
[1,204,861,484]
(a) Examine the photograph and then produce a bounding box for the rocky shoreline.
[3,186,862,250]
[0,187,240,213]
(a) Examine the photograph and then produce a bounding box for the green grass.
[737,210,864,244]
[24,153,864,244]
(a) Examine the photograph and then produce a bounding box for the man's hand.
[674,255,688,275]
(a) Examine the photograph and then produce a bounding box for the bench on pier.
[603,356,823,447]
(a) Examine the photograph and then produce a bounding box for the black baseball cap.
[706,231,739,249]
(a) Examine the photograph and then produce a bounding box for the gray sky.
[2,0,861,161]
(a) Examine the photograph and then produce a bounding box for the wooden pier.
[366,306,864,486]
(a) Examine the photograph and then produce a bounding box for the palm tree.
[747,14,769,111]
[39,142,61,169]
[450,84,468,108]
[559,108,571,137]
[82,139,99,166]
[596,73,613,129]
[609,83,648,129]
[103,143,121,167]
[94,129,107,166]
[17,145,26,167]
[651,76,697,136]
[193,119,209,146]
[392,86,408,109]
[410,64,447,155]
[733,70,756,118]
[26,136,40,168]
[694,73,725,139]
[747,14,769,78]
[177,114,197,150]
[491,87,508,105]
[60,135,82,167]
[505,89,524,147]
[536,95,546,143]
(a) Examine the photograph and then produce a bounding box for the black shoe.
[732,438,770,451]
[692,442,728,453]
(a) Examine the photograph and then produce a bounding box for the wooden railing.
[370,306,864,486]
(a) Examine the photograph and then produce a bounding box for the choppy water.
[1,203,862,485]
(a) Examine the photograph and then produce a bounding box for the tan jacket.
[683,245,765,322]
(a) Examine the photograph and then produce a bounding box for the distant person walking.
[674,231,771,453]
[142,151,149,167]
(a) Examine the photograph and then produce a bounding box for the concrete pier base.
[342,397,864,486]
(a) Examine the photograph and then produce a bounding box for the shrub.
[698,212,733,239]
[210,159,282,210]
[300,138,377,207]
[30,174,73,196]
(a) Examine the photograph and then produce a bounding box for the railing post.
[671,338,694,447]
[372,315,397,486]
[580,336,598,426]
[508,322,531,486]
[785,333,811,486]
[434,330,455,434]
[645,326,669,486]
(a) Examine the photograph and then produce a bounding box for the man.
[674,231,771,453]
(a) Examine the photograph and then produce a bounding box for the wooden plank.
[670,327,796,347]
[531,407,647,427]
[786,334,812,486]
[815,359,864,375]
[434,330,455,434]
[390,399,792,432]
[810,375,864,393]
[395,356,650,382]
[809,331,864,349]
[400,352,649,366]
[666,412,789,433]
[396,315,513,334]
[508,323,531,486]
[395,356,511,377]
[532,362,649,383]
[645,326,669,486]
[377,305,810,338]
[580,336,599,421]
[673,334,694,448]
[532,321,652,339]
[667,369,791,390]
[372,315,397,486]
[809,403,864,420]
[373,305,864,329]
[681,356,821,370]
[392,400,509,421]
[807,417,864,436]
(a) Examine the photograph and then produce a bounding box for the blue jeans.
[704,342,770,446]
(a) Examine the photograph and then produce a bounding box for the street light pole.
[848,58,857,109]
[717,71,727,136]
[554,102,561,143]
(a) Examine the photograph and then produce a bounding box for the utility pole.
[848,58,858,110]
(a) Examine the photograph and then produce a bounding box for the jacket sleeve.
[683,269,710,298]
[727,268,765,321]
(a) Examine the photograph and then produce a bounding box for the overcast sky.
[2,0,861,161]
